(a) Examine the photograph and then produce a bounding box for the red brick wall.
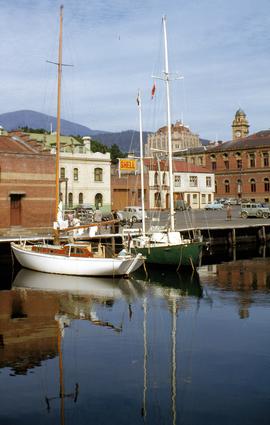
[0,152,56,228]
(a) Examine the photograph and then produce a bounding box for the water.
[0,256,270,425]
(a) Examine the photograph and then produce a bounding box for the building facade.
[111,158,215,210]
[0,134,55,232]
[145,121,200,157]
[175,127,270,204]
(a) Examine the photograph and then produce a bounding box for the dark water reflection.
[0,257,270,424]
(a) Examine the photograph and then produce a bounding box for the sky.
[1,0,270,141]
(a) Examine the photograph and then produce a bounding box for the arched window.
[162,172,167,185]
[94,168,103,182]
[237,179,242,195]
[250,178,256,193]
[264,178,270,192]
[95,193,103,208]
[154,192,161,208]
[79,193,83,204]
[73,168,78,181]
[224,179,230,193]
[68,192,73,207]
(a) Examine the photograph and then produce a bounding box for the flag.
[151,81,156,99]
[136,92,140,107]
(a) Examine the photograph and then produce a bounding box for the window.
[68,192,73,207]
[224,160,229,170]
[73,168,78,181]
[189,176,198,187]
[154,172,159,186]
[79,193,83,204]
[236,159,242,169]
[249,153,255,168]
[94,168,103,182]
[174,175,181,187]
[60,167,65,179]
[237,179,242,194]
[162,172,167,185]
[95,193,103,208]
[225,180,230,193]
[212,162,216,170]
[263,153,269,167]
[154,192,161,208]
[264,178,270,192]
[192,194,198,204]
[198,156,203,166]
[206,176,212,187]
[250,178,256,193]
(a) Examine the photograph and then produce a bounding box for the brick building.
[0,134,55,232]
[175,111,270,203]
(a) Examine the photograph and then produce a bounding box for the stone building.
[145,121,200,157]
[232,109,249,140]
[11,132,112,212]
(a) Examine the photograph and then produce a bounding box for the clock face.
[236,130,241,137]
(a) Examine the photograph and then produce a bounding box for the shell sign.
[119,158,136,171]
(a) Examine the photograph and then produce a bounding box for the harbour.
[0,248,270,425]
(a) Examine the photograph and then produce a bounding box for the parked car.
[204,201,224,210]
[117,206,146,223]
[224,198,240,205]
[240,203,270,218]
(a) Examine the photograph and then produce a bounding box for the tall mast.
[162,16,175,231]
[55,5,63,222]
[138,91,146,237]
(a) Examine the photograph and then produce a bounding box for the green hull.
[132,241,202,268]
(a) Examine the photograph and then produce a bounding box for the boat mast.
[138,90,146,237]
[55,5,63,223]
[162,16,175,231]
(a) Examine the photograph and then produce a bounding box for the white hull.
[11,242,144,277]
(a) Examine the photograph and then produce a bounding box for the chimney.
[83,136,91,151]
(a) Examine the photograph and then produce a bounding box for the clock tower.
[232,109,249,140]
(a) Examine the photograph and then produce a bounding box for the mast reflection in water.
[0,258,270,425]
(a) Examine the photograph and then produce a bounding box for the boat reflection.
[12,267,142,300]
[135,266,203,298]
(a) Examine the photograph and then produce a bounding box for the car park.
[204,201,224,210]
[240,203,270,218]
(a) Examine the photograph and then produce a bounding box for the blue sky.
[1,0,270,140]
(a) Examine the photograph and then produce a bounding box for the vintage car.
[204,201,224,210]
[117,206,145,223]
[240,203,270,218]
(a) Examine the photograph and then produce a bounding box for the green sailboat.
[131,16,203,270]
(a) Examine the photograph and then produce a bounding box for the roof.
[144,158,210,173]
[0,135,48,154]
[212,130,270,152]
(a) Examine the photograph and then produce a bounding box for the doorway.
[10,194,23,226]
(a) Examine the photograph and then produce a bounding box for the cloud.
[0,0,270,140]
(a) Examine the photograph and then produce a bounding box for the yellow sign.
[119,158,136,171]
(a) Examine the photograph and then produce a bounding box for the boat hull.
[132,241,202,268]
[11,243,144,277]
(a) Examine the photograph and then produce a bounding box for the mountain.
[0,109,149,154]
[94,130,149,154]
[0,110,103,137]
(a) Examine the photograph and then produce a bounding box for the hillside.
[0,110,102,137]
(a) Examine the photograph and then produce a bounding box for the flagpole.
[137,91,146,237]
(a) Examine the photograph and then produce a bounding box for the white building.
[145,159,215,209]
[58,137,111,211]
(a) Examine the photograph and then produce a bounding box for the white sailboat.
[11,6,143,277]
[130,17,202,270]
